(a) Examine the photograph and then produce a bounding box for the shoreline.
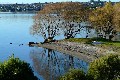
[32,41,113,63]
[0,12,37,14]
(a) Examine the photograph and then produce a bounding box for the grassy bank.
[61,38,120,53]
[32,38,119,62]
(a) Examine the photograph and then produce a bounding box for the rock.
[35,42,39,44]
[29,42,35,46]
[92,41,103,45]
[19,44,23,46]
[10,43,12,44]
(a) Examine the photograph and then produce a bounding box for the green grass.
[60,38,120,53]
[62,38,120,46]
[61,38,93,43]
[62,37,120,46]
[61,38,120,52]
[103,42,120,47]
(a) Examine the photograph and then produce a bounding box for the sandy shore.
[32,41,112,63]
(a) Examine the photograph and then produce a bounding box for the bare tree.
[30,13,63,42]
[59,2,90,39]
[30,2,90,42]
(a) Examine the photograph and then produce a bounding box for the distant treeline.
[0,1,117,12]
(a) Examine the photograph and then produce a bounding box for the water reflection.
[0,13,89,80]
[30,47,88,80]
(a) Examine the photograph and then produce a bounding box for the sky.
[0,0,119,4]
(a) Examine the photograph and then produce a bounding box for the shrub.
[0,55,38,80]
[88,54,120,80]
[59,69,86,80]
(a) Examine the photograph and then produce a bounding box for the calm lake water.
[0,13,89,80]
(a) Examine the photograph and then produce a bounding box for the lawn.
[62,38,120,53]
[61,38,92,43]
[62,38,120,46]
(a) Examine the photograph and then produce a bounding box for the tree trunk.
[44,37,54,43]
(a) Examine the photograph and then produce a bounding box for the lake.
[0,13,89,80]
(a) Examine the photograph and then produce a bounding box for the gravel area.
[33,41,112,63]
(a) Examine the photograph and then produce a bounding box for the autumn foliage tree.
[30,2,90,42]
[89,2,120,40]
[113,3,120,32]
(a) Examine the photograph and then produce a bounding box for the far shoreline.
[0,11,38,14]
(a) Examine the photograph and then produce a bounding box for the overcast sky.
[0,0,119,4]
